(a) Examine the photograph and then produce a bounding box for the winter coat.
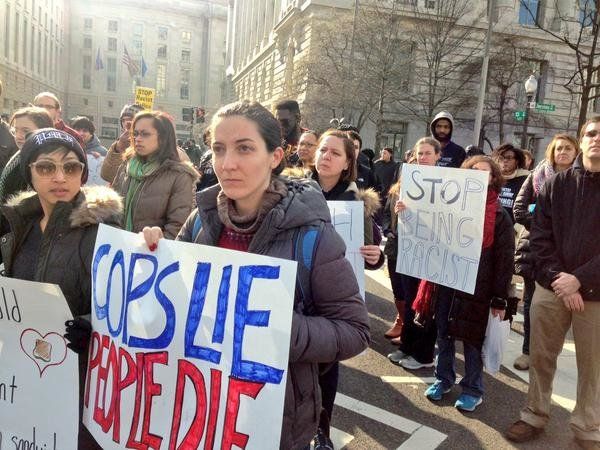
[445,203,515,346]
[0,120,17,171]
[513,173,536,278]
[0,186,123,316]
[0,151,29,204]
[373,160,399,196]
[498,168,530,223]
[112,158,197,239]
[100,141,124,183]
[177,178,370,450]
[430,111,466,168]
[531,154,600,301]
[85,135,107,156]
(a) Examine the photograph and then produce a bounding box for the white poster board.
[84,225,297,449]
[328,201,365,300]
[0,277,78,450]
[396,164,489,294]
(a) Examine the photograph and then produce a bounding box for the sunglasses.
[132,131,156,139]
[29,161,85,178]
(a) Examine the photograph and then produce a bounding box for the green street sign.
[535,103,556,112]
[514,111,526,121]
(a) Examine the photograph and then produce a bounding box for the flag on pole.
[121,45,139,77]
[95,48,104,70]
[141,56,148,78]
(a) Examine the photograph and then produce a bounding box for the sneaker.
[387,349,406,363]
[575,438,600,450]
[313,428,334,450]
[455,393,483,412]
[400,356,435,370]
[424,381,451,401]
[505,420,543,442]
[513,354,530,371]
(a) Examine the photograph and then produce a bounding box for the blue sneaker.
[424,381,451,401]
[455,393,483,412]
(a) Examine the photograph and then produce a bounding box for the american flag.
[121,45,139,77]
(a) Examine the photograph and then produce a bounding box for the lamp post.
[520,74,538,149]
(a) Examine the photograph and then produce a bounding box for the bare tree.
[520,0,600,131]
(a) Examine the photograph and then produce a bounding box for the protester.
[386,137,441,364]
[512,134,580,371]
[522,149,535,170]
[142,100,370,450]
[506,117,600,449]
[100,103,144,183]
[291,130,319,170]
[430,111,466,168]
[311,128,383,448]
[492,143,530,223]
[0,107,54,203]
[345,129,377,190]
[111,111,197,238]
[196,129,218,192]
[373,147,399,205]
[423,155,514,412]
[275,99,307,164]
[465,145,485,158]
[0,128,122,449]
[0,79,18,170]
[33,92,83,146]
[71,116,108,186]
[361,148,375,169]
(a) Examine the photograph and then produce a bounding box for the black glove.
[64,317,92,354]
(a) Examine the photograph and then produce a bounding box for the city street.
[328,269,579,450]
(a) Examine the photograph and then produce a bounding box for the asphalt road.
[329,273,579,450]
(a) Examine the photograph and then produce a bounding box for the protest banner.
[83,225,297,449]
[135,86,155,110]
[396,164,489,294]
[0,277,78,450]
[328,201,365,299]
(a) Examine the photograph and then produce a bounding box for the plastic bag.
[482,311,510,374]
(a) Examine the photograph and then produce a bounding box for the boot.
[385,300,405,339]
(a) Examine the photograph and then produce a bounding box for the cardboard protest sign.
[0,277,78,450]
[396,164,489,294]
[135,86,155,110]
[328,201,365,299]
[84,225,297,449]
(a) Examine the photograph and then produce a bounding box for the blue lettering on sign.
[92,244,111,319]
[123,253,158,345]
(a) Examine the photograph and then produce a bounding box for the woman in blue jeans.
[424,156,515,411]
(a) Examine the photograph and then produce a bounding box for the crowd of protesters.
[0,75,598,450]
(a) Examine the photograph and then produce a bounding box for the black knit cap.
[20,128,89,185]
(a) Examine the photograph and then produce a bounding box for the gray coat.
[177,177,370,450]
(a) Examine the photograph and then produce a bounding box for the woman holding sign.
[142,100,370,450]
[0,128,122,449]
[424,155,514,412]
[111,110,197,239]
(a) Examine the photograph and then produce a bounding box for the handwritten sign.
[328,201,365,299]
[396,164,489,294]
[83,225,297,449]
[135,86,155,110]
[0,278,78,450]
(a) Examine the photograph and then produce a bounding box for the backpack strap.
[191,213,202,242]
[292,221,325,316]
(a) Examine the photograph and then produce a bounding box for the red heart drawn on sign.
[19,328,68,378]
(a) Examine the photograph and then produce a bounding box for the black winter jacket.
[513,173,536,278]
[531,154,600,301]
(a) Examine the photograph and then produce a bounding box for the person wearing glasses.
[0,128,122,450]
[0,107,54,203]
[111,110,197,239]
[32,92,84,147]
[288,130,319,171]
[492,143,530,223]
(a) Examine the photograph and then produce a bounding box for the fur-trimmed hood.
[344,182,381,218]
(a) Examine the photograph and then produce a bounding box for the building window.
[580,0,597,26]
[158,26,168,41]
[132,39,143,55]
[108,20,118,33]
[23,18,28,68]
[180,70,190,99]
[107,57,117,92]
[157,44,167,59]
[133,23,143,36]
[83,54,92,89]
[14,13,20,64]
[156,64,167,96]
[102,116,119,125]
[30,27,35,69]
[425,0,436,8]
[83,98,89,106]
[101,127,118,139]
[181,31,192,44]
[83,73,91,89]
[84,17,92,30]
[108,100,114,108]
[83,36,92,49]
[108,37,117,52]
[4,6,9,59]
[181,49,191,64]
[519,0,539,26]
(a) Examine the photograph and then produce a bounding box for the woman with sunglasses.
[111,111,197,238]
[0,128,122,449]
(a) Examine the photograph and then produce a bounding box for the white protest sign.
[0,277,78,450]
[84,225,297,449]
[396,164,489,294]
[328,201,365,299]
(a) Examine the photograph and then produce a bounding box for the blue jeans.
[434,288,484,398]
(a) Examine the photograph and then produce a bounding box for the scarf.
[483,189,499,249]
[124,156,161,231]
[532,160,555,195]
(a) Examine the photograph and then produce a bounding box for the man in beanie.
[0,79,18,171]
[71,116,108,186]
[101,103,144,183]
[33,92,84,147]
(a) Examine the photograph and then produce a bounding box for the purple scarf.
[532,160,555,195]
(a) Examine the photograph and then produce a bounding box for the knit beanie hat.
[20,128,89,185]
[119,104,144,128]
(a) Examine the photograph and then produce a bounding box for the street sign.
[535,103,556,112]
[514,111,527,121]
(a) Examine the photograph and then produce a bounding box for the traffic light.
[196,107,206,123]
[182,107,193,122]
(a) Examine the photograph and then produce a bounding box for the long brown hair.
[462,155,505,192]
[544,133,580,167]
[125,111,180,162]
[317,129,357,182]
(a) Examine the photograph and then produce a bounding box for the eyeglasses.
[132,130,156,139]
[29,161,85,178]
